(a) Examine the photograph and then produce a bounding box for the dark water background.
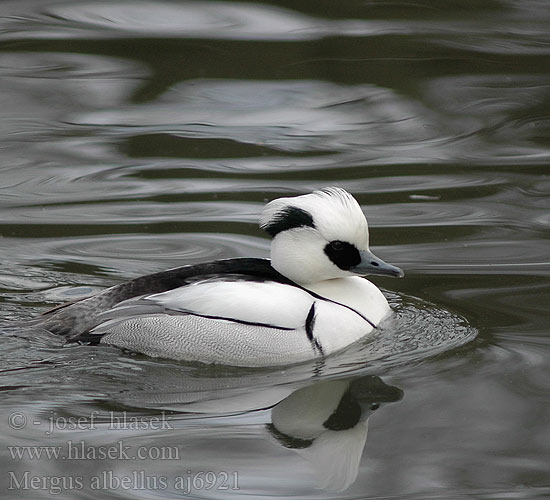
[0,0,549,498]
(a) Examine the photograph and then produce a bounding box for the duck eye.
[330,241,344,251]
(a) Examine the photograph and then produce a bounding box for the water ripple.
[2,0,548,52]
[0,233,269,279]
[0,0,548,497]
[70,77,550,163]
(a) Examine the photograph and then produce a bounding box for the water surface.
[1,0,549,498]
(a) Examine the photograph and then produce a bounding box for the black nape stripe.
[263,206,315,237]
[305,303,324,356]
[324,240,361,271]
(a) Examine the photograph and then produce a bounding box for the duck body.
[95,266,390,366]
[38,188,403,366]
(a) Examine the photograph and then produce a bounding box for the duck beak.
[351,249,404,278]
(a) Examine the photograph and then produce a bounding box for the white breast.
[304,276,390,326]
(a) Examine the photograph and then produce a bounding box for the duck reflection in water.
[267,375,403,491]
[104,370,402,493]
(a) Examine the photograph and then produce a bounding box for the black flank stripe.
[301,288,376,329]
[305,303,324,356]
[180,310,295,331]
[305,303,316,341]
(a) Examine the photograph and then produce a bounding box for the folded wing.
[88,279,322,366]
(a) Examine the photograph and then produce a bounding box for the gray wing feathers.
[34,258,285,340]
[99,314,316,367]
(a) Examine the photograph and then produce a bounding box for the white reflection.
[268,376,402,491]
[102,372,403,492]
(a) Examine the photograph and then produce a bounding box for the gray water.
[1,0,549,498]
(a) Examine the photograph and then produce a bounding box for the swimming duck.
[38,188,403,366]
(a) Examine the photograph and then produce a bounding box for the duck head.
[260,187,404,285]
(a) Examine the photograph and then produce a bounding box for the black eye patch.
[263,206,315,237]
[324,240,361,271]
